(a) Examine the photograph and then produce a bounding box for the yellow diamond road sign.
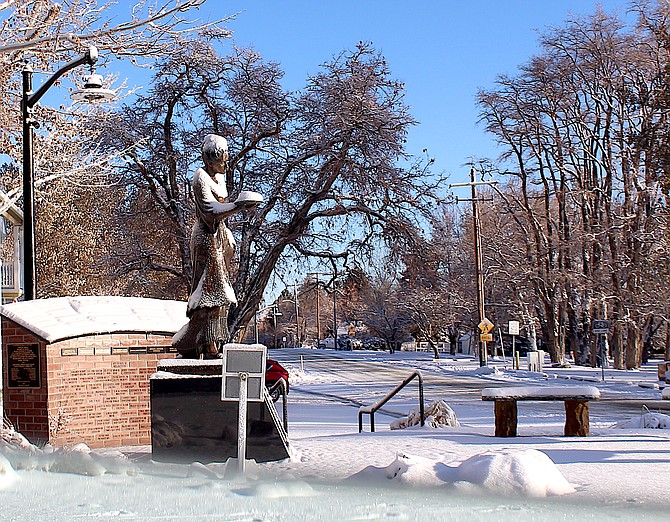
[478,318,494,334]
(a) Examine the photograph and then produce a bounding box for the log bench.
[481,386,600,437]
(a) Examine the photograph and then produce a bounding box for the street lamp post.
[22,46,113,300]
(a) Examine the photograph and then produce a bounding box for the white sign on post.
[221,343,267,474]
[508,321,520,336]
[221,343,267,402]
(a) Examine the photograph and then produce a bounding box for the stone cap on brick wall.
[1,296,187,342]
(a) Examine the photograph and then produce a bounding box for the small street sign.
[480,333,493,342]
[508,320,520,336]
[592,319,611,334]
[478,318,494,334]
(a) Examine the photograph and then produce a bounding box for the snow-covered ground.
[1,350,669,521]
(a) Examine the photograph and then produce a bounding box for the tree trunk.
[612,321,625,370]
[427,339,440,360]
[625,321,642,370]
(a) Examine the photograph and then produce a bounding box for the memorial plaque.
[129,346,148,354]
[7,344,41,388]
[77,347,95,356]
[60,348,78,356]
[112,347,129,355]
[221,344,266,402]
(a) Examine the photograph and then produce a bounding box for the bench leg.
[494,400,517,437]
[564,400,589,436]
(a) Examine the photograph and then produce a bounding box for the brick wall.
[2,319,49,441]
[2,318,177,448]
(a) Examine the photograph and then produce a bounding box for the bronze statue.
[172,134,262,358]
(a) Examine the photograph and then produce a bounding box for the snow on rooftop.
[0,296,187,342]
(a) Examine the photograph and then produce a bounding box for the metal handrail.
[267,378,289,433]
[358,371,424,433]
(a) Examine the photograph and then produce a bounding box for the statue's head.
[202,134,229,169]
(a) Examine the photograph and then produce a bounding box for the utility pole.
[308,272,329,346]
[333,283,338,349]
[332,268,339,350]
[290,283,300,347]
[450,167,498,367]
[271,304,282,349]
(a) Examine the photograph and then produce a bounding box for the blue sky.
[198,0,633,188]
[33,0,632,188]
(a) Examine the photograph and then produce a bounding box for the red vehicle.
[266,358,289,400]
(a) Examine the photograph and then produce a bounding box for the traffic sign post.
[592,320,611,381]
[478,318,494,334]
[508,320,520,370]
[592,320,611,335]
[477,318,494,366]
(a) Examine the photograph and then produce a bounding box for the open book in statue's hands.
[234,190,263,209]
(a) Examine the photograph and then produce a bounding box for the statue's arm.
[194,170,245,218]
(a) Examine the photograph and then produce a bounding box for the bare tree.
[395,206,472,359]
[0,0,230,168]
[100,41,441,339]
[0,0,232,296]
[359,273,412,353]
[478,6,670,367]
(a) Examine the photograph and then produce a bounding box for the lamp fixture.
[71,65,116,103]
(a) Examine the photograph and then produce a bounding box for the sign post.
[478,318,494,365]
[221,343,267,474]
[237,372,249,474]
[508,321,520,370]
[592,320,611,381]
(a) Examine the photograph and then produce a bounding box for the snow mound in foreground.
[453,449,575,497]
[0,454,18,489]
[0,430,137,477]
[390,400,460,430]
[349,453,444,488]
[349,449,575,498]
[614,412,670,429]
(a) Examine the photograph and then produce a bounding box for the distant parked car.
[265,358,289,401]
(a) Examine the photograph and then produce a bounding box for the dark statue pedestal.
[150,359,290,464]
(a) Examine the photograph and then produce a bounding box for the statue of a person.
[172,134,261,358]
